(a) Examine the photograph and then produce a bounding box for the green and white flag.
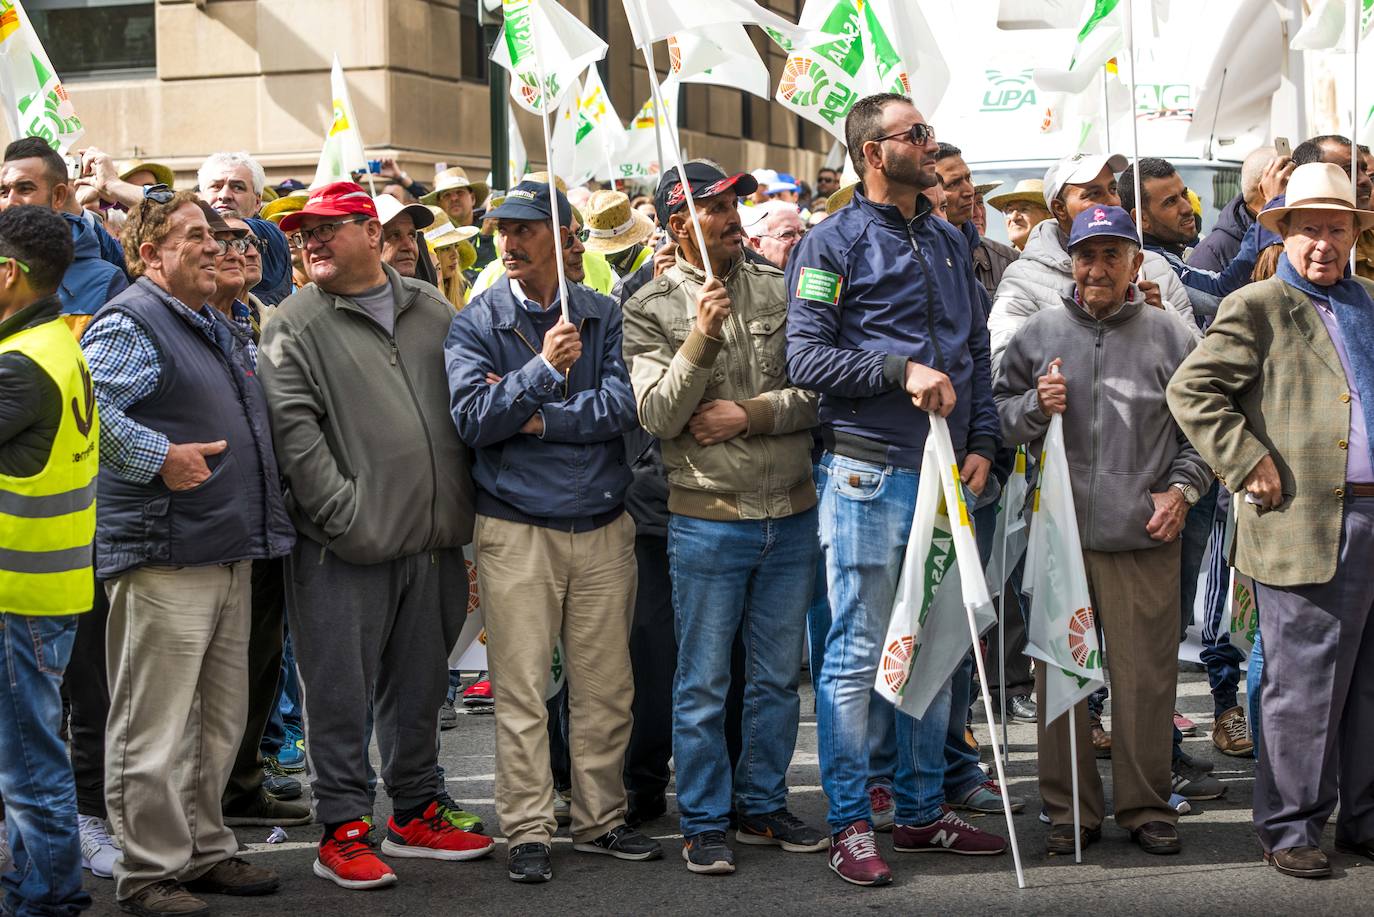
[491,0,608,116]
[985,446,1030,600]
[0,0,82,153]
[1023,413,1104,725]
[551,67,627,186]
[1220,492,1258,659]
[616,79,679,182]
[875,416,994,719]
[668,25,772,100]
[312,55,368,189]
[1291,0,1374,50]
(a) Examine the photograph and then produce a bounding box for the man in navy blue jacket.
[785,93,1004,887]
[446,181,661,885]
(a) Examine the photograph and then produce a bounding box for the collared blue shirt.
[509,277,566,383]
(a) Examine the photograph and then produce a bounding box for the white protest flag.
[623,0,810,50]
[312,55,369,188]
[1023,413,1105,725]
[491,0,607,115]
[1184,0,1284,143]
[985,446,1031,600]
[1220,492,1259,659]
[616,79,678,182]
[0,0,82,153]
[1290,0,1373,50]
[668,25,771,100]
[551,67,627,186]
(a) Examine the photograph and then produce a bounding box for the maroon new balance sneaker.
[828,820,892,886]
[892,808,1007,855]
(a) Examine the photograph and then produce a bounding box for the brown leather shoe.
[117,880,209,917]
[1211,705,1254,757]
[1336,837,1374,861]
[1046,823,1101,856]
[1264,845,1332,878]
[1131,821,1181,855]
[1088,716,1112,758]
[184,856,280,896]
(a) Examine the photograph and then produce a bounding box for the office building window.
[26,1,156,78]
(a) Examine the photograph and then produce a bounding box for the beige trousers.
[1036,541,1180,833]
[104,562,252,900]
[475,513,637,846]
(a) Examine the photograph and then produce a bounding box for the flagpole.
[534,52,572,323]
[1123,0,1143,245]
[637,42,714,283]
[1352,0,1360,200]
[1069,705,1083,863]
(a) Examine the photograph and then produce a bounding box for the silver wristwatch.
[1171,482,1200,505]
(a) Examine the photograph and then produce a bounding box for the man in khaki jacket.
[622,162,824,876]
[1168,162,1374,880]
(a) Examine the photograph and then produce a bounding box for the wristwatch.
[1171,482,1200,505]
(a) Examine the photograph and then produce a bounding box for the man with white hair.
[740,201,805,269]
[1187,146,1277,274]
[198,152,294,306]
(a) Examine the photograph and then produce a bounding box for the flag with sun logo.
[1022,412,1104,725]
[312,55,369,189]
[775,0,947,144]
[0,0,83,153]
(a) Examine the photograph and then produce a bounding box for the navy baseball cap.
[655,163,759,226]
[1067,204,1140,251]
[484,180,572,227]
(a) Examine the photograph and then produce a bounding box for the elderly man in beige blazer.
[1168,162,1374,881]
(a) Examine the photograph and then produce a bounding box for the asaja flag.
[491,0,607,115]
[622,0,810,50]
[1022,413,1104,725]
[312,55,368,189]
[1291,0,1373,50]
[668,25,772,100]
[551,67,626,186]
[0,0,82,153]
[875,416,994,719]
[616,79,679,182]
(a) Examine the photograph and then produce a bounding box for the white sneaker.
[78,814,120,879]
[0,819,11,875]
[554,789,572,827]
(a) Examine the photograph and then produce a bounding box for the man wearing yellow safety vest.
[0,205,96,916]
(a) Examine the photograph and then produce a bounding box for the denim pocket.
[829,459,887,502]
[27,615,77,677]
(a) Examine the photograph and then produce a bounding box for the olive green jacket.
[1167,275,1372,587]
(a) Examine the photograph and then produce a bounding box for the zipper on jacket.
[1087,324,1104,545]
[906,227,947,373]
[389,332,441,547]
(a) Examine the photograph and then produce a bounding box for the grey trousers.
[285,536,468,826]
[1253,496,1374,852]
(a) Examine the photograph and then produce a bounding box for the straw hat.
[973,179,1003,197]
[420,166,490,209]
[986,179,1050,213]
[261,190,309,224]
[372,193,435,231]
[580,190,656,254]
[118,160,176,189]
[1259,162,1374,233]
[826,182,858,214]
[425,222,480,249]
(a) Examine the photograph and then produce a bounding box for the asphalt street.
[81,671,1374,916]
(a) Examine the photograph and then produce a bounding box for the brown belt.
[1349,483,1374,497]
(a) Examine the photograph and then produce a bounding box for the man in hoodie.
[1188,146,1276,273]
[995,204,1212,858]
[0,138,128,338]
[988,152,1198,373]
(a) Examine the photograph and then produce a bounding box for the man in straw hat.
[1169,161,1374,880]
[581,189,656,289]
[422,166,495,276]
[987,179,1052,252]
[373,193,435,280]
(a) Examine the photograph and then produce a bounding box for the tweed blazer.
[1167,274,1373,587]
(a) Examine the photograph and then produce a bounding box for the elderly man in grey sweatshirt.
[994,205,1212,860]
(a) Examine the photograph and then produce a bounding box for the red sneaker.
[314,821,398,890]
[463,677,494,711]
[893,808,1006,856]
[381,802,495,861]
[867,784,895,832]
[828,820,892,886]
[1173,711,1199,736]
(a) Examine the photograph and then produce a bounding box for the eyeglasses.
[563,227,590,249]
[216,237,252,255]
[289,215,368,248]
[760,228,806,243]
[143,183,175,205]
[0,255,29,273]
[245,235,264,253]
[869,122,935,148]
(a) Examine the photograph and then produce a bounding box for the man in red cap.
[259,182,492,891]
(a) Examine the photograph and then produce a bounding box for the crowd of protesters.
[1,88,1373,916]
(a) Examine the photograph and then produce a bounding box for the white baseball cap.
[1042,152,1129,208]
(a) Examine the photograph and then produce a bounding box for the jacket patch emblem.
[796,267,843,305]
[72,363,96,439]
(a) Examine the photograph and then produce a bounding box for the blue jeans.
[669,509,819,836]
[1247,628,1264,758]
[816,452,952,831]
[0,614,90,917]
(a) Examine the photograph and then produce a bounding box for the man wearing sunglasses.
[258,182,491,891]
[786,93,1007,887]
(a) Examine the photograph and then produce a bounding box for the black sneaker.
[1007,694,1037,723]
[262,772,302,801]
[736,809,827,853]
[508,842,552,883]
[1171,760,1226,801]
[572,824,662,861]
[682,831,735,875]
[1176,749,1215,773]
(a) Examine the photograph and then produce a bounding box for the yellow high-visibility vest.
[0,317,98,615]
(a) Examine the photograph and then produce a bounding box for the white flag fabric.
[985,446,1031,600]
[622,0,809,49]
[616,79,679,182]
[668,25,771,100]
[0,0,82,153]
[1023,414,1105,725]
[491,0,608,115]
[551,67,628,186]
[875,416,994,719]
[1291,0,1373,51]
[1183,0,1285,143]
[1220,493,1258,659]
[312,55,369,189]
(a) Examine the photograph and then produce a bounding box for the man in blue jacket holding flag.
[786,92,1004,887]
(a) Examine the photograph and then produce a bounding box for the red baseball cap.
[279,181,378,233]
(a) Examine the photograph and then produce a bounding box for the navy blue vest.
[93,278,294,578]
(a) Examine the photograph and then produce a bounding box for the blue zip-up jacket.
[446,279,638,525]
[60,212,128,317]
[247,217,293,306]
[785,188,1000,469]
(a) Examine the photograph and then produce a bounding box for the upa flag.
[491,0,607,115]
[312,55,369,189]
[1023,414,1104,725]
[668,25,771,100]
[875,416,995,719]
[551,67,628,186]
[616,79,679,182]
[0,0,82,153]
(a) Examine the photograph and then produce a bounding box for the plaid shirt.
[82,294,253,484]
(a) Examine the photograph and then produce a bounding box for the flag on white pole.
[1023,413,1105,725]
[551,67,628,186]
[491,0,608,115]
[1290,0,1373,50]
[1182,0,1284,143]
[623,0,810,50]
[312,55,369,189]
[668,25,772,100]
[985,446,1031,600]
[616,79,678,182]
[0,0,82,153]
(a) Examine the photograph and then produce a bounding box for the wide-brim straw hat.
[581,189,656,254]
[987,179,1049,213]
[425,223,480,249]
[118,160,176,189]
[973,179,1003,197]
[1258,162,1374,233]
[826,182,858,214]
[261,190,310,224]
[421,166,491,209]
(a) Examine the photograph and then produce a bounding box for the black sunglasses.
[869,122,935,148]
[143,183,175,205]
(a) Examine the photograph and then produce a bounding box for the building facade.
[45,0,831,191]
